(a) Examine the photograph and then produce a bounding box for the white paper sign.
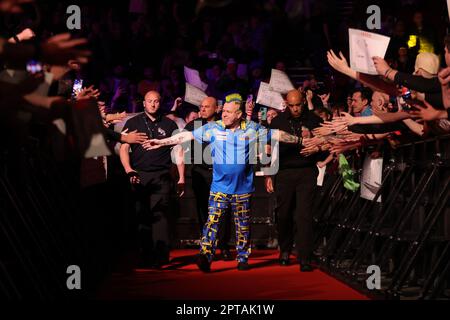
[184,66,208,91]
[349,28,390,75]
[268,69,294,94]
[184,83,208,107]
[360,156,383,202]
[317,165,326,186]
[256,82,285,110]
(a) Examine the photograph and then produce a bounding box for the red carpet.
[97,249,369,300]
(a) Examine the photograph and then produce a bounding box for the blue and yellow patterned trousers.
[200,192,252,263]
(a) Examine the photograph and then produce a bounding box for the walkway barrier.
[313,134,450,300]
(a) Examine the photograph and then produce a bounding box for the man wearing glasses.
[266,89,323,272]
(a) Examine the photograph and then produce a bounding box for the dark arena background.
[1,0,450,308]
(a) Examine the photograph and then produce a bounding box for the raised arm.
[339,111,410,126]
[142,131,194,150]
[402,119,425,136]
[373,56,440,93]
[327,50,397,96]
[272,129,301,144]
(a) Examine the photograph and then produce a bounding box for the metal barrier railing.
[314,134,450,299]
[3,130,450,299]
[0,139,100,299]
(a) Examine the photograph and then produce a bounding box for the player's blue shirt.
[192,119,272,194]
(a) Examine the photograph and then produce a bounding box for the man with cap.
[143,93,313,272]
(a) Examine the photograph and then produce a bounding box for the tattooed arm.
[273,129,323,156]
[272,129,302,145]
[142,131,194,150]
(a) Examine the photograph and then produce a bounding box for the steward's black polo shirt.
[123,113,178,172]
[269,110,323,170]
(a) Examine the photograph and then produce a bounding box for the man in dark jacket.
[267,89,323,271]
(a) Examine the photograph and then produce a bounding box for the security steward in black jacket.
[267,89,323,272]
[119,91,181,268]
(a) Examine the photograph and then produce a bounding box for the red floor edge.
[97,249,369,300]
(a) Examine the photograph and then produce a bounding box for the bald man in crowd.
[119,90,184,268]
[183,97,233,260]
[266,89,323,271]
